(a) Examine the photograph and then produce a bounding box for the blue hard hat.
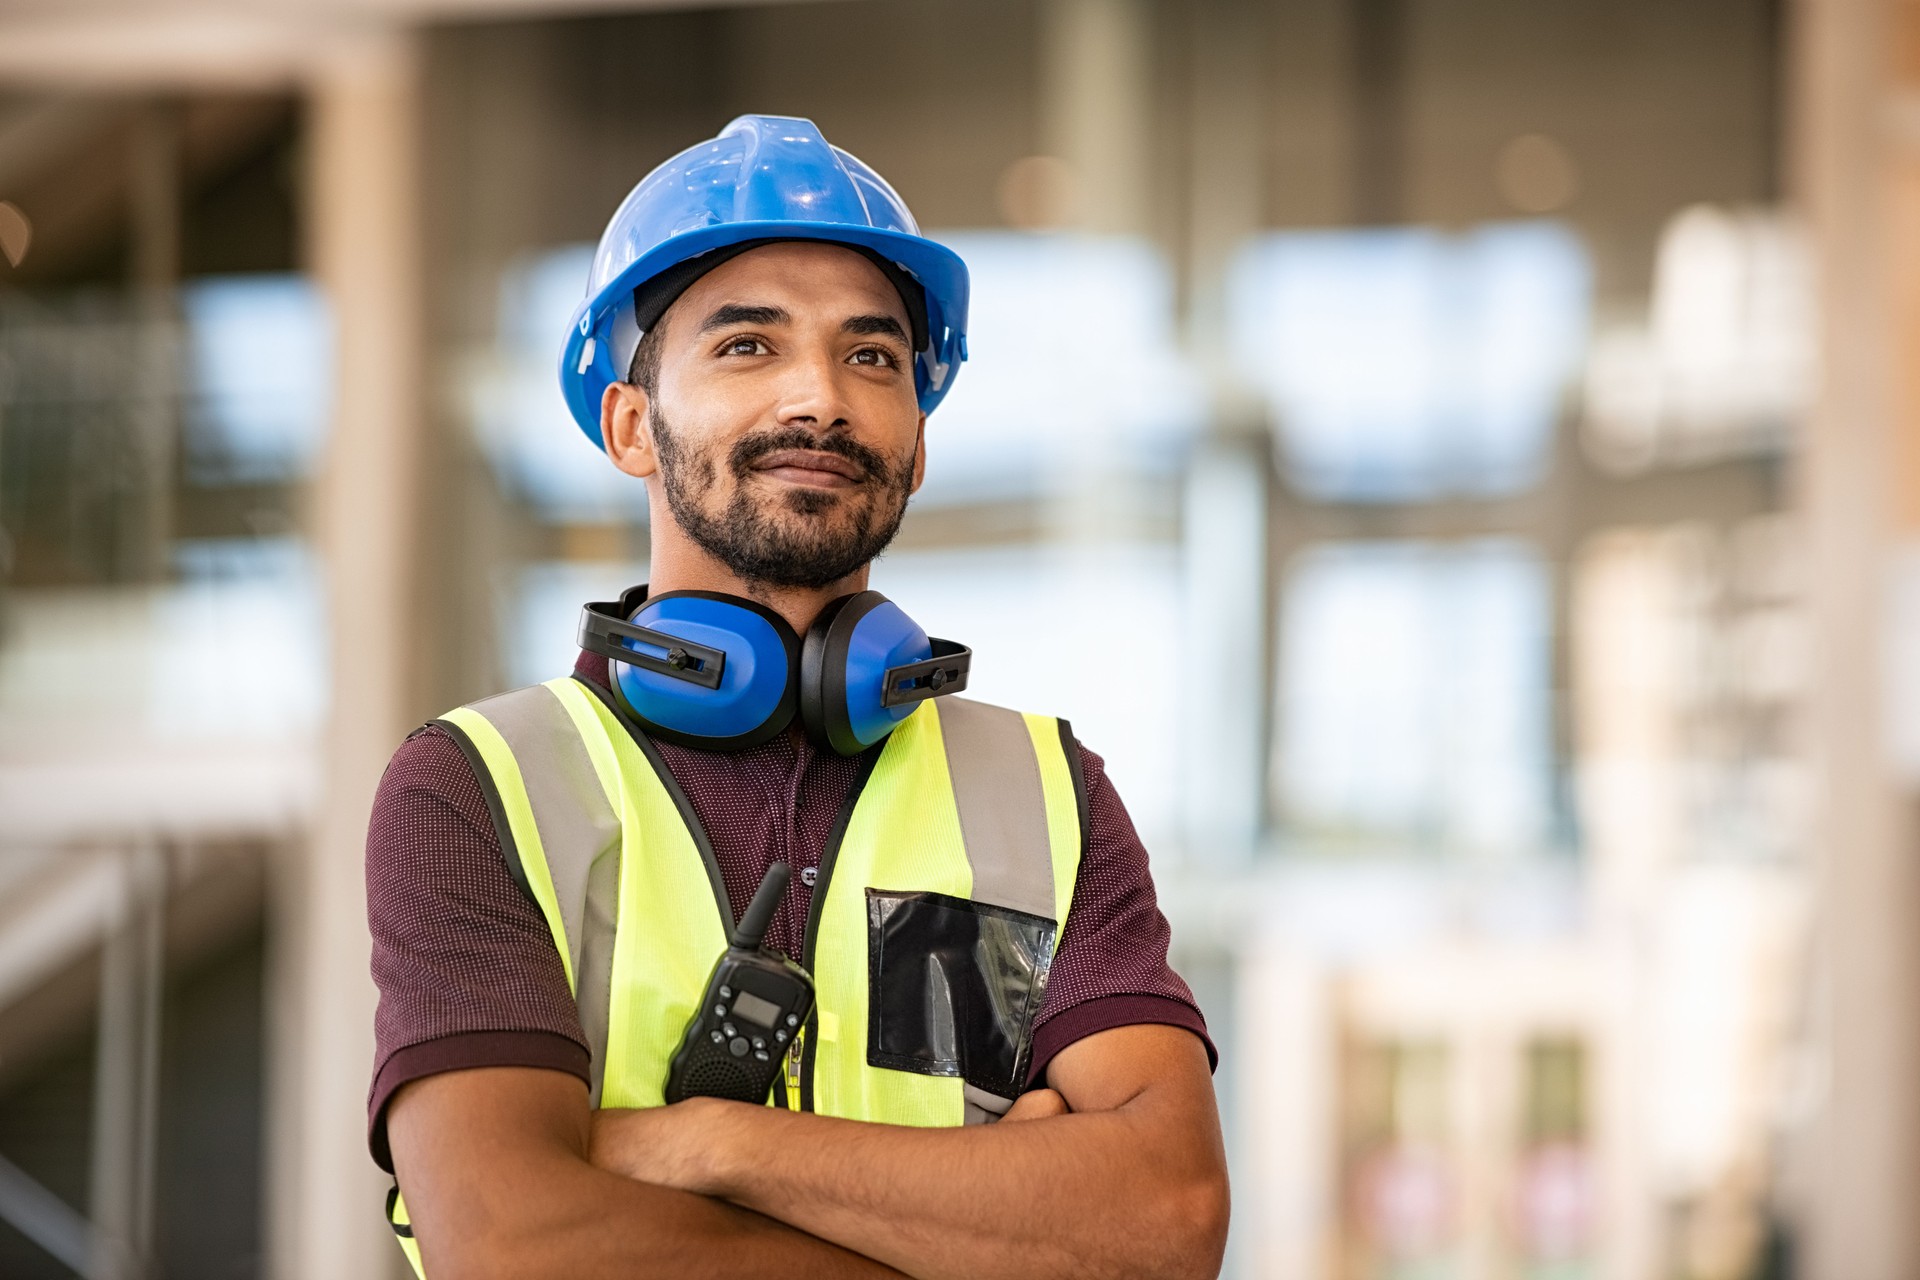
[560,114,971,449]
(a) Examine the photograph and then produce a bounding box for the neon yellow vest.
[386,676,1086,1276]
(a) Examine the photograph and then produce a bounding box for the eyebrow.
[697,303,909,345]
[699,303,791,333]
[842,313,909,343]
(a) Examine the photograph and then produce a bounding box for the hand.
[589,1097,738,1194]
[1001,1088,1069,1123]
[593,1087,1067,1196]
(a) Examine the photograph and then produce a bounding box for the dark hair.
[626,315,666,395]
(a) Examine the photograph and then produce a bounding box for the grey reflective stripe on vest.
[938,698,1056,919]
[465,684,623,1105]
[936,698,1058,1124]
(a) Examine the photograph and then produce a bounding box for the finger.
[1001,1087,1069,1123]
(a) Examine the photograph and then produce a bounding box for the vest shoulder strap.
[433,680,622,996]
[437,677,729,1109]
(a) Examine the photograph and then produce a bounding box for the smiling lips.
[748,448,867,489]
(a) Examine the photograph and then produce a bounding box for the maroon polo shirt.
[365,650,1212,1171]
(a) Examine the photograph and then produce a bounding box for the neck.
[646,517,869,637]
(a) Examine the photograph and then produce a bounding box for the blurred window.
[1582,205,1813,472]
[478,245,647,522]
[1571,520,1806,884]
[1274,538,1552,854]
[914,232,1204,506]
[153,537,327,737]
[505,559,647,688]
[1228,222,1591,502]
[0,292,174,585]
[181,274,331,484]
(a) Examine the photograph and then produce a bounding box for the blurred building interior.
[0,0,1917,1277]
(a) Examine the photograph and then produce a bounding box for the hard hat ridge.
[560,114,971,450]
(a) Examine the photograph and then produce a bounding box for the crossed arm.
[387,1023,1228,1280]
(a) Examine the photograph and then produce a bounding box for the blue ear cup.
[581,589,800,751]
[800,591,971,756]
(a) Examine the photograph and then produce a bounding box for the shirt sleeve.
[365,725,590,1172]
[1026,741,1216,1085]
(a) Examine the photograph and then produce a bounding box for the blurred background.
[0,0,1913,1277]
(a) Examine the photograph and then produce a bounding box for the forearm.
[416,1146,902,1280]
[388,1068,905,1280]
[607,1098,1223,1280]
[746,1109,1213,1280]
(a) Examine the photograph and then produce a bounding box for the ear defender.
[579,589,802,751]
[579,586,971,756]
[800,591,972,756]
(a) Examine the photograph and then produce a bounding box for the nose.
[773,345,853,433]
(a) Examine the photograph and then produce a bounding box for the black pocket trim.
[865,888,1058,1101]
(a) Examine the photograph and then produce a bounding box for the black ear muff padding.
[799,591,887,755]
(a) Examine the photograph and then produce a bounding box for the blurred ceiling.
[0,0,794,89]
[0,94,294,282]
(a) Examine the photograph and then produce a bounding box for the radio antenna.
[731,862,790,950]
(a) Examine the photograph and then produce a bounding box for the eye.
[720,336,770,357]
[849,346,899,368]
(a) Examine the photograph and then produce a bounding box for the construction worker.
[366,115,1228,1279]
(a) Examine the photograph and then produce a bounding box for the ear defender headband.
[578,586,971,755]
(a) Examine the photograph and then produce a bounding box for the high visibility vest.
[386,676,1086,1276]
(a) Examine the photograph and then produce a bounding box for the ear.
[602,381,658,479]
[908,413,928,495]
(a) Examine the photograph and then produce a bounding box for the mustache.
[727,427,897,484]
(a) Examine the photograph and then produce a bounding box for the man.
[368,115,1228,1280]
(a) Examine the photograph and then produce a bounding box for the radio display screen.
[732,991,782,1028]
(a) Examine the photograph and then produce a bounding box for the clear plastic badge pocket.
[864,888,1059,1105]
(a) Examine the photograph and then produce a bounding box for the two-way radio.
[664,861,817,1105]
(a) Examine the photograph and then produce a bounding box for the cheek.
[658,359,767,441]
[656,400,750,479]
[847,382,922,453]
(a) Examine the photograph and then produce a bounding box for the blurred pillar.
[1038,0,1151,235]
[1235,941,1334,1280]
[1034,0,1158,550]
[1184,0,1268,373]
[1794,0,1920,1275]
[1180,439,1270,863]
[128,101,180,584]
[1346,0,1406,226]
[1181,0,1272,864]
[267,28,425,1280]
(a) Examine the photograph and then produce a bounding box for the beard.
[650,402,917,591]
